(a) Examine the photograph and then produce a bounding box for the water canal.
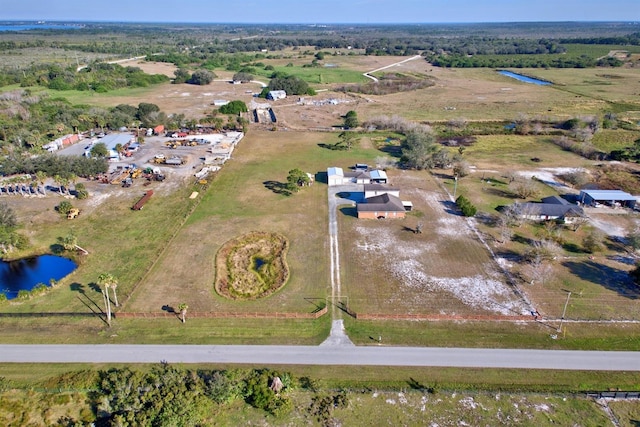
[498,70,551,85]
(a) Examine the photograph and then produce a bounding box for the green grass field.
[253,64,369,85]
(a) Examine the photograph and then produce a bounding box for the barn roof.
[580,190,636,201]
[327,167,344,177]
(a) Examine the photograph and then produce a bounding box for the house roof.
[327,167,344,177]
[514,202,583,218]
[344,170,366,179]
[541,195,570,205]
[369,169,388,180]
[357,193,406,212]
[580,189,636,201]
[363,183,395,192]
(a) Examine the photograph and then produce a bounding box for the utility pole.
[453,175,458,199]
[557,291,571,333]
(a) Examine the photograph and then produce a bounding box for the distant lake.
[498,70,551,86]
[0,23,81,32]
[0,255,76,299]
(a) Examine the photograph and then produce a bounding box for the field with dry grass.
[124,130,376,314]
[340,169,529,317]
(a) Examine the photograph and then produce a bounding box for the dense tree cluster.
[0,153,107,177]
[219,100,248,115]
[0,93,169,154]
[0,62,168,92]
[400,131,446,170]
[0,202,27,254]
[427,53,622,69]
[188,69,216,85]
[266,73,315,96]
[92,365,293,426]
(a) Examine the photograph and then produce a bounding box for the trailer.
[132,190,153,210]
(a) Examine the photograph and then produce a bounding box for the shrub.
[17,290,30,300]
[74,183,89,199]
[456,195,477,217]
[583,230,604,253]
[219,100,248,115]
[57,201,74,215]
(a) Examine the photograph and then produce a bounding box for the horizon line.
[2,19,639,25]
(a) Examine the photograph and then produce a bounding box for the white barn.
[327,167,346,186]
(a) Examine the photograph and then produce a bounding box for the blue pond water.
[498,70,551,86]
[0,23,81,32]
[0,255,76,299]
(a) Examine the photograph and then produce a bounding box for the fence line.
[353,313,533,322]
[116,306,327,320]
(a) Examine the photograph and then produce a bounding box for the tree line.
[0,154,107,178]
[426,53,623,69]
[0,91,171,155]
[0,62,168,93]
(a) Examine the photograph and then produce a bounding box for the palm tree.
[178,303,188,323]
[35,171,47,196]
[110,282,119,307]
[101,287,112,327]
[98,273,119,307]
[53,174,63,195]
[68,174,77,196]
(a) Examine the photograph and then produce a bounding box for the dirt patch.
[120,59,178,77]
[215,231,290,300]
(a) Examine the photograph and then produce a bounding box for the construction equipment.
[67,208,80,219]
[130,168,142,179]
[110,168,130,185]
[122,177,133,187]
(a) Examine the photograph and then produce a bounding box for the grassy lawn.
[592,129,640,153]
[125,130,375,314]
[253,64,369,85]
[344,317,640,350]
[512,67,640,106]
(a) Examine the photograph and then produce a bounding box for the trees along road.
[0,344,639,371]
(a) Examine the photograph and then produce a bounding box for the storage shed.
[579,190,636,209]
[327,167,346,186]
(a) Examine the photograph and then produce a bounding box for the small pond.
[0,255,76,299]
[498,70,551,86]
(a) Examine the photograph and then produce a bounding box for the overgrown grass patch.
[215,232,290,300]
[592,129,640,153]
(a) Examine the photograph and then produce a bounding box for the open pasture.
[125,130,375,315]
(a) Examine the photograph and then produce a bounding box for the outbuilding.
[327,167,346,186]
[579,190,636,209]
[267,90,287,101]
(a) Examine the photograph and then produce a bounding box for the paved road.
[0,344,638,371]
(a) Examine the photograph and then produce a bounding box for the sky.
[3,0,639,24]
